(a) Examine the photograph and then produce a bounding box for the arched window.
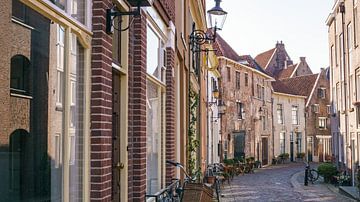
[10,55,30,95]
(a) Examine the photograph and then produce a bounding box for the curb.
[291,170,356,201]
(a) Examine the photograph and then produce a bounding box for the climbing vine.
[188,88,200,177]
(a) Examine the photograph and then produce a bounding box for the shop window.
[10,55,30,95]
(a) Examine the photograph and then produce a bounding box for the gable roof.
[254,48,276,69]
[213,34,271,76]
[272,79,299,95]
[213,33,241,62]
[279,74,319,97]
[273,64,297,80]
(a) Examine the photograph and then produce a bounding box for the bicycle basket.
[182,183,213,202]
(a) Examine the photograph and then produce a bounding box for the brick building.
[214,35,274,165]
[0,0,92,201]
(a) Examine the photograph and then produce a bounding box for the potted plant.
[296,152,305,161]
[255,160,261,168]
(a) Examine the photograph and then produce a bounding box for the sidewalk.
[290,171,356,202]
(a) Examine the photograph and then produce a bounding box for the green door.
[234,132,245,160]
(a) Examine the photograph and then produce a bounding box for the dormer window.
[10,55,30,95]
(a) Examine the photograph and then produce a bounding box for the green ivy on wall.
[188,89,200,177]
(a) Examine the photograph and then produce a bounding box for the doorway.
[290,132,294,162]
[234,131,245,160]
[112,70,121,202]
[307,137,313,162]
[261,138,268,165]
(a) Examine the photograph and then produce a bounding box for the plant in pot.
[255,160,261,168]
[296,152,305,161]
[318,163,338,183]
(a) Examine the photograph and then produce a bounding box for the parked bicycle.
[306,164,319,183]
[206,163,224,201]
[146,160,220,202]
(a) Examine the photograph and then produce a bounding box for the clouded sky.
[206,0,334,73]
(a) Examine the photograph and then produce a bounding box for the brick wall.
[128,11,147,201]
[91,0,113,201]
[159,0,175,22]
[165,48,175,184]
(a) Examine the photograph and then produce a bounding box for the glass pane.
[147,26,160,79]
[146,79,161,194]
[69,37,85,201]
[71,0,86,24]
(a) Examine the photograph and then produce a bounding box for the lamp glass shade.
[207,0,227,30]
[212,89,220,99]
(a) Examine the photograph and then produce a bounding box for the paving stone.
[219,163,354,202]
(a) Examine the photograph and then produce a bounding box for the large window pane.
[69,36,85,201]
[146,79,162,194]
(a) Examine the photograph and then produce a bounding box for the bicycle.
[306,164,319,183]
[165,160,219,202]
[206,163,224,201]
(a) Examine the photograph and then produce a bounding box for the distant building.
[256,42,331,163]
[214,35,274,166]
[272,80,307,161]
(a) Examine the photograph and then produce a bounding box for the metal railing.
[145,179,180,202]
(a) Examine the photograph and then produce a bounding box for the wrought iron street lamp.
[106,0,151,34]
[190,0,227,51]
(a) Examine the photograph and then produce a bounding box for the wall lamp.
[106,0,151,34]
[190,0,227,51]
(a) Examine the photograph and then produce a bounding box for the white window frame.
[277,104,284,124]
[292,105,299,125]
[319,117,327,129]
[312,104,320,113]
[56,25,65,108]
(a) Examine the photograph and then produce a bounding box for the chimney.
[300,57,306,63]
[276,41,285,49]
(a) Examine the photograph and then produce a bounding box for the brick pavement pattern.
[220,163,354,202]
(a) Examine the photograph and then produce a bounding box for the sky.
[206,0,334,73]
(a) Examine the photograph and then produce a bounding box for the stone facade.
[218,57,273,165]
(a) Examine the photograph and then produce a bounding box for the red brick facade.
[165,48,176,184]
[128,11,148,201]
[91,0,113,201]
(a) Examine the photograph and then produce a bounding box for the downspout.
[206,50,210,165]
[340,3,351,180]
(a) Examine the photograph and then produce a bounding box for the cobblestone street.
[220,163,355,202]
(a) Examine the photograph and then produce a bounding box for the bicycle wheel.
[309,169,319,182]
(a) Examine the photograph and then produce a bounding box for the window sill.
[10,93,32,100]
[11,18,34,30]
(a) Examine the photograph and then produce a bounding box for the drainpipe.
[340,3,353,185]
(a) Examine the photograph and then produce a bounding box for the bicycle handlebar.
[166,159,194,181]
